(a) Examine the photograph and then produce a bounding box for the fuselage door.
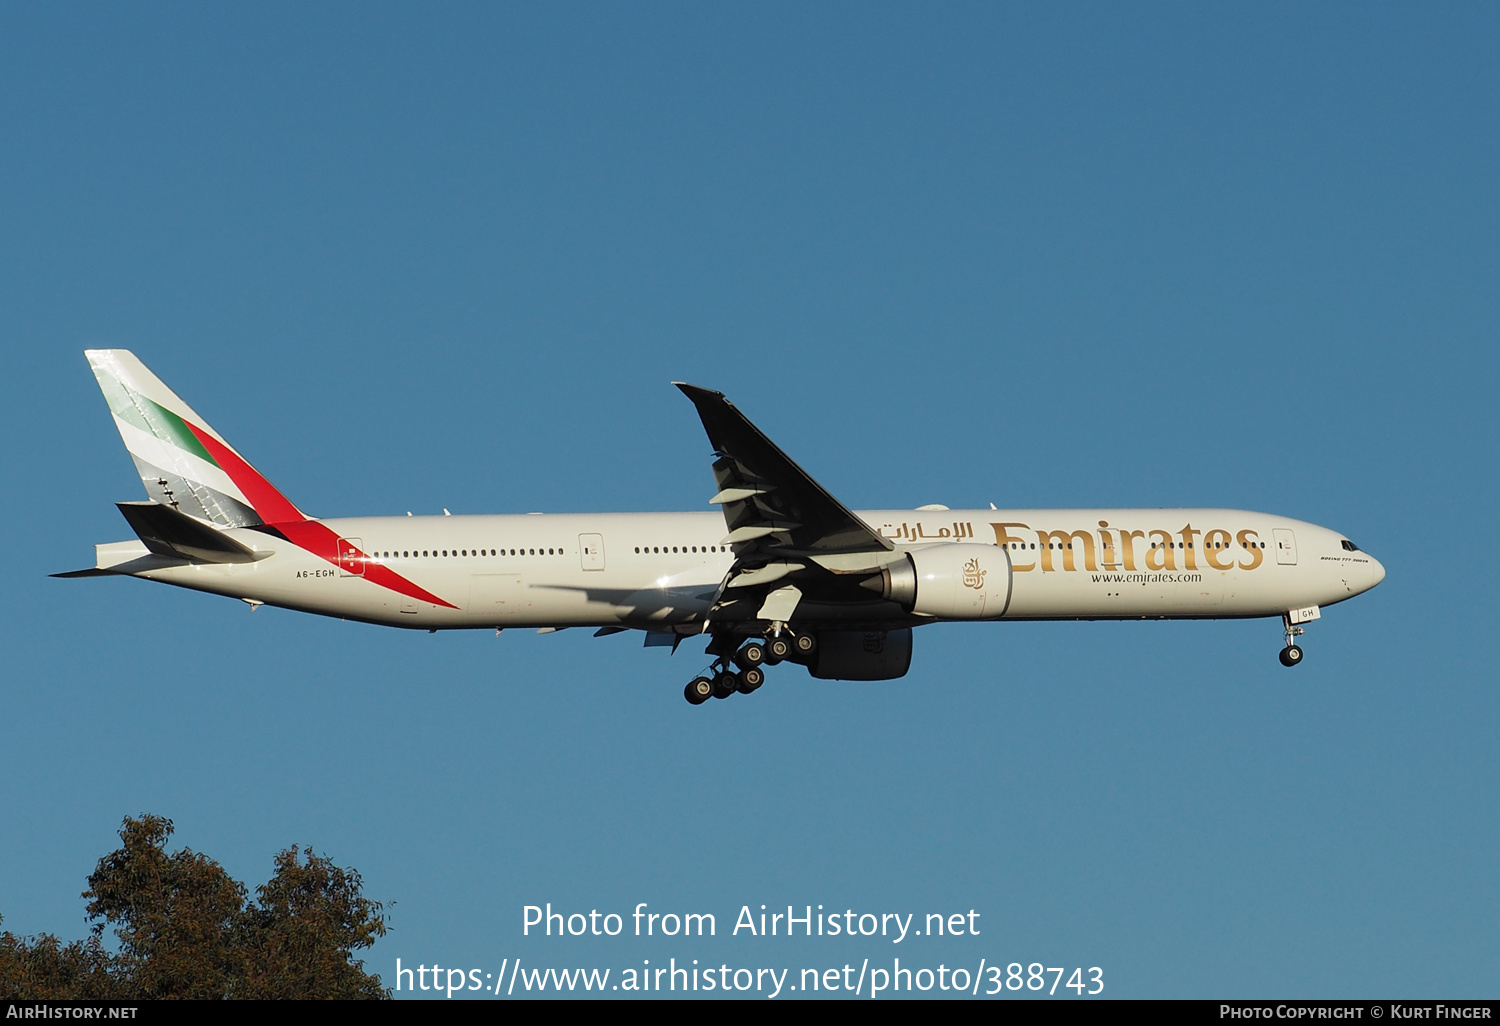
[579,533,605,571]
[1273,529,1298,566]
[338,537,365,576]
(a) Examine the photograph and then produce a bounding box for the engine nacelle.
[868,544,1010,620]
[809,628,913,680]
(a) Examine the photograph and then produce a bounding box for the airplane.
[59,350,1385,704]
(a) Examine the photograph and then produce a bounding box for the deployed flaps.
[674,382,892,556]
[709,486,767,505]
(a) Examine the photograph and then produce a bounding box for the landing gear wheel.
[685,677,713,704]
[765,637,791,664]
[712,671,740,699]
[735,642,767,669]
[791,633,817,662]
[738,667,764,693]
[1279,645,1303,667]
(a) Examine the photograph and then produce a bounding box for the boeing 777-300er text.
[60,351,1385,704]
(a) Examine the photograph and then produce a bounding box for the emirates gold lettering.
[1038,529,1098,572]
[1236,530,1264,570]
[1097,521,1116,568]
[986,522,1268,574]
[989,522,1036,572]
[1146,530,1176,571]
[1178,524,1201,570]
[1204,529,1234,571]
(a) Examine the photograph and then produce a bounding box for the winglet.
[674,382,892,554]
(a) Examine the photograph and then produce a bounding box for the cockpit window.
[1341,539,1360,552]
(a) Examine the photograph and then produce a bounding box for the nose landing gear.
[1279,613,1305,667]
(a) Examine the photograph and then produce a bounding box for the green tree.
[0,916,123,999]
[0,815,389,1000]
[83,814,248,999]
[238,845,388,999]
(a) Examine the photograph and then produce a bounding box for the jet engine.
[809,628,913,680]
[861,544,1010,620]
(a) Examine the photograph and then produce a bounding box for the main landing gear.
[682,631,816,704]
[682,665,763,704]
[1279,613,1305,668]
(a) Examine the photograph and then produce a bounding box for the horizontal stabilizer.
[50,568,117,578]
[116,501,268,564]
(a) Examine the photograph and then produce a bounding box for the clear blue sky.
[2,2,1495,998]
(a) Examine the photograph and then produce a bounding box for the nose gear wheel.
[1279,614,1306,668]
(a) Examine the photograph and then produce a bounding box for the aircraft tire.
[1279,645,1303,667]
[712,671,740,699]
[792,633,817,662]
[685,677,714,704]
[735,642,767,669]
[738,667,764,693]
[765,637,791,664]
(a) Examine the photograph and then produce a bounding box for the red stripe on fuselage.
[275,521,458,609]
[181,422,457,609]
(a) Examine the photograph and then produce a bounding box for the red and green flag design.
[87,349,455,609]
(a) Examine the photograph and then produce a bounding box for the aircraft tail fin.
[84,350,306,527]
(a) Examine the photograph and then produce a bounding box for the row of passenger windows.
[1006,540,1268,551]
[369,547,565,560]
[371,539,1281,559]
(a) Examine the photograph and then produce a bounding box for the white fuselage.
[94,508,1385,631]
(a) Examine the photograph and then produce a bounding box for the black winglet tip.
[673,382,726,401]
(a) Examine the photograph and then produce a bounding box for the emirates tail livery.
[60,350,1384,704]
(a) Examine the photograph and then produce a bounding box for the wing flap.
[675,383,892,556]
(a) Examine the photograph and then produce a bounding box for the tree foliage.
[0,920,122,1000]
[238,846,389,999]
[0,816,388,1000]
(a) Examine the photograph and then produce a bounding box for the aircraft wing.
[674,383,893,557]
[675,383,899,628]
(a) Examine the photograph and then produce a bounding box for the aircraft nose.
[1365,554,1386,590]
